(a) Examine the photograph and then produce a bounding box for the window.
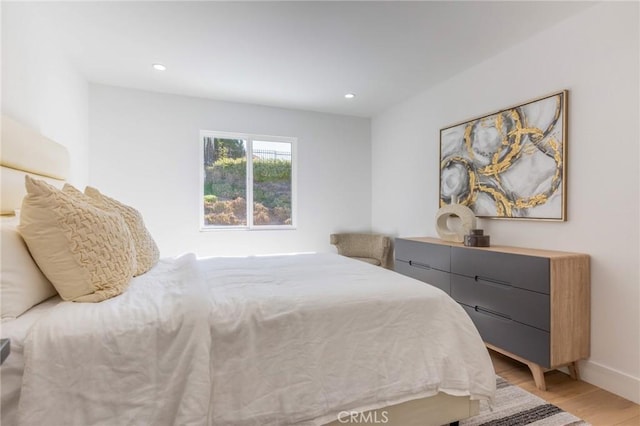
[200,131,296,230]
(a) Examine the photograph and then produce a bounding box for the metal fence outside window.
[253,149,291,161]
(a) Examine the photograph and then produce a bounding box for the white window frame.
[199,130,297,231]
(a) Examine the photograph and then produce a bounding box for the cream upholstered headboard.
[0,115,70,215]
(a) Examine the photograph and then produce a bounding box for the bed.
[0,115,495,425]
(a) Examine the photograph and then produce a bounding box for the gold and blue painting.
[439,91,567,221]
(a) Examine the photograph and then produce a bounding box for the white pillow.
[1,216,57,320]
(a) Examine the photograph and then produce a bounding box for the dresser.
[395,237,590,390]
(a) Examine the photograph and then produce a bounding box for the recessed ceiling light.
[344,93,356,99]
[152,63,167,71]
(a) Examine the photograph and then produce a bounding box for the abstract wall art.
[439,91,567,220]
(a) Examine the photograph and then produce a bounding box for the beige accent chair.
[330,233,392,268]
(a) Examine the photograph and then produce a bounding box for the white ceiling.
[5,1,595,117]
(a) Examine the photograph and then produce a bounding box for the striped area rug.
[461,376,590,426]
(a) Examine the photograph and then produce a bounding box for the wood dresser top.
[399,236,589,259]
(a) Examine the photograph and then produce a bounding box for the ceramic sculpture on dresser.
[435,195,476,243]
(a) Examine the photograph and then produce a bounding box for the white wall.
[89,84,371,257]
[1,3,89,185]
[372,2,640,403]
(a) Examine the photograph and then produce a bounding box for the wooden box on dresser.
[395,237,590,391]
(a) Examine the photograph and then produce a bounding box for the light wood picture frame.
[439,90,568,221]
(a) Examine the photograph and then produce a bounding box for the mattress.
[9,253,495,425]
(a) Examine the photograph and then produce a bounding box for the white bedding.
[14,253,495,425]
[1,296,62,426]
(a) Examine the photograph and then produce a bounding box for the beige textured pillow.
[85,186,160,276]
[62,183,102,207]
[18,176,136,302]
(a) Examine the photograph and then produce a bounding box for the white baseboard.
[578,359,640,404]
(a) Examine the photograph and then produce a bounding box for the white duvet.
[17,253,495,426]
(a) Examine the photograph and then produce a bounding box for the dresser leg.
[528,363,547,391]
[485,343,552,390]
[568,361,580,380]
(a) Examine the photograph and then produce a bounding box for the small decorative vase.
[435,196,477,243]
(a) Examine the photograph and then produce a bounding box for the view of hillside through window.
[202,134,294,228]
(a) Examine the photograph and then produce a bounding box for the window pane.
[252,140,292,226]
[203,137,247,226]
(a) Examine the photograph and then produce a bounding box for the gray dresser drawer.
[451,274,549,331]
[451,247,549,294]
[395,260,450,294]
[461,303,550,367]
[395,239,450,272]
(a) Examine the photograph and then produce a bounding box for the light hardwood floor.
[490,349,640,425]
